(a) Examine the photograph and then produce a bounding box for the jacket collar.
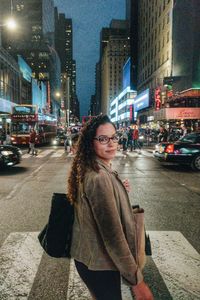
[96,158,118,176]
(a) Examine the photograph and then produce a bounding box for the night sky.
[54,0,125,117]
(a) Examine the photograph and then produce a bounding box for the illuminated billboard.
[123,57,131,90]
[134,89,150,112]
[17,55,32,83]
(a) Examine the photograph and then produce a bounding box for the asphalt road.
[0,146,200,300]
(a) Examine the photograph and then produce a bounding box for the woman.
[68,115,153,300]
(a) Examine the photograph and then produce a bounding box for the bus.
[11,104,57,145]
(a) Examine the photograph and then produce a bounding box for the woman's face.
[93,123,118,165]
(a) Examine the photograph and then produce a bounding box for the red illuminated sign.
[155,88,161,111]
[129,105,133,120]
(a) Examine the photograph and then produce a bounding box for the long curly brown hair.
[67,114,116,204]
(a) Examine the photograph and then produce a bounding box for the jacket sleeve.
[84,170,143,285]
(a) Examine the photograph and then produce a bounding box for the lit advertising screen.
[18,55,32,83]
[123,57,131,90]
[134,89,150,112]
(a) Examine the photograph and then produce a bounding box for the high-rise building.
[129,0,200,129]
[54,12,79,120]
[0,0,61,116]
[126,0,138,90]
[100,20,130,114]
[134,0,200,94]
[94,62,101,115]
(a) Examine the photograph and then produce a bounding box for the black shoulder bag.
[38,193,74,258]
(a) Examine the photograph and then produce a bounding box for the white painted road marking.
[36,149,54,158]
[23,153,32,158]
[51,149,65,157]
[0,231,199,299]
[67,260,133,300]
[149,231,200,300]
[22,149,153,159]
[115,150,153,158]
[0,232,43,299]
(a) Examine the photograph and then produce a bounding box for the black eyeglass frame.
[93,135,119,144]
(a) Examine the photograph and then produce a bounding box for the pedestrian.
[67,114,153,300]
[145,127,151,147]
[133,125,141,153]
[122,128,128,151]
[127,127,134,151]
[29,128,37,155]
[181,125,187,137]
[64,128,71,153]
[0,128,6,145]
[70,132,79,155]
[158,126,168,142]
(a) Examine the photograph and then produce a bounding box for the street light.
[0,0,17,46]
[55,92,61,98]
[0,17,17,47]
[5,18,17,30]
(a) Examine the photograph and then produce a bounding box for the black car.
[153,132,200,171]
[0,144,22,168]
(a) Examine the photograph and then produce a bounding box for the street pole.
[66,77,70,127]
[0,28,2,47]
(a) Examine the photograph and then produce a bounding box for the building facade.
[100,20,130,114]
[54,12,79,120]
[128,0,200,130]
[0,0,61,117]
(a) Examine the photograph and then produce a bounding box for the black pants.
[74,260,122,300]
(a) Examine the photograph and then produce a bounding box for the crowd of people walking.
[116,124,192,152]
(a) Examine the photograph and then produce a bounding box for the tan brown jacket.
[70,159,143,285]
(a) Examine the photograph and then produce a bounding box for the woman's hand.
[123,179,131,193]
[132,281,154,300]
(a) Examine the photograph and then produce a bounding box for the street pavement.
[0,146,199,300]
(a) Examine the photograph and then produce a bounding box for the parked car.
[153,132,200,171]
[0,145,22,168]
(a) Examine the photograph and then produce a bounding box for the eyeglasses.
[94,135,119,144]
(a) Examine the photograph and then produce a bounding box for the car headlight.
[1,150,13,156]
[52,139,58,145]
[17,149,22,155]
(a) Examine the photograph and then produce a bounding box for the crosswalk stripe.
[0,231,199,299]
[36,149,54,158]
[115,151,153,158]
[23,153,32,158]
[149,231,200,300]
[51,149,65,157]
[66,260,132,300]
[22,149,153,159]
[0,232,43,299]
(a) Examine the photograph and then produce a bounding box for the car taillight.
[165,144,174,153]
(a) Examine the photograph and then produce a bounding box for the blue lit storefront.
[110,87,137,127]
[110,58,137,127]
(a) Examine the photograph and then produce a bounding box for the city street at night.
[0,0,200,299]
[0,146,199,299]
